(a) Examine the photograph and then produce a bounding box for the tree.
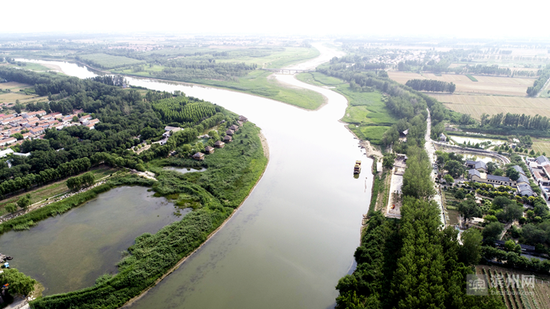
[383,152,396,169]
[444,160,464,178]
[458,199,481,225]
[459,228,482,265]
[482,221,504,245]
[17,194,31,209]
[505,167,520,181]
[5,203,17,213]
[444,174,454,185]
[487,162,498,174]
[0,268,37,297]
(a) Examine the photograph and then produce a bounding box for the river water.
[0,186,184,295]
[19,45,372,308]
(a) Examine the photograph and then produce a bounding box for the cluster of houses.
[0,110,100,149]
[466,160,535,197]
[526,156,550,201]
[192,116,247,161]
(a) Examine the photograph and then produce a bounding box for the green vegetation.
[466,74,478,82]
[77,53,144,69]
[405,79,456,93]
[0,65,267,308]
[0,268,37,298]
[526,64,550,97]
[296,71,345,87]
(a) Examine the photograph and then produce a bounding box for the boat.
[354,160,361,175]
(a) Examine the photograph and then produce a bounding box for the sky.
[2,0,549,39]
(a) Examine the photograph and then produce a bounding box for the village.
[0,109,100,153]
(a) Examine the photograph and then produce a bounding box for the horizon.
[1,0,548,40]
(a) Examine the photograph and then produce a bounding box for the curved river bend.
[21,46,373,309]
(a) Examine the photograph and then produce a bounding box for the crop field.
[432,94,550,119]
[0,81,32,91]
[78,53,144,69]
[296,72,345,87]
[477,265,550,309]
[215,47,320,68]
[388,71,535,96]
[532,138,550,155]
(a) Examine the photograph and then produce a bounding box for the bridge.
[261,68,313,74]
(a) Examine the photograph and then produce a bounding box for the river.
[19,44,372,308]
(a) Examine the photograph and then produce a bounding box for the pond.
[0,186,185,295]
[449,135,505,148]
[163,167,207,174]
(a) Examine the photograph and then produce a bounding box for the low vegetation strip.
[466,74,478,82]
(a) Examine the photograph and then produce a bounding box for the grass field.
[79,53,144,69]
[296,72,345,87]
[7,62,52,72]
[215,47,320,68]
[532,138,550,155]
[388,71,535,96]
[296,71,396,144]
[0,166,118,215]
[432,94,550,119]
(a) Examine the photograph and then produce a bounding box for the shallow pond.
[0,186,186,295]
[163,167,207,174]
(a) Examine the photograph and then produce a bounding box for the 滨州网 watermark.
[467,274,535,296]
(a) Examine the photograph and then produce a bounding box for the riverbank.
[122,135,269,307]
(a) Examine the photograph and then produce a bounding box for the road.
[425,108,447,226]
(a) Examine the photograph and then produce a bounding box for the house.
[238,115,248,122]
[465,160,487,172]
[400,129,409,137]
[0,137,16,146]
[229,125,239,131]
[536,155,550,166]
[79,115,92,123]
[214,141,225,148]
[226,129,234,136]
[223,135,232,143]
[29,128,44,135]
[204,146,214,154]
[467,169,516,187]
[22,132,33,140]
[517,174,530,185]
[512,165,526,176]
[517,183,535,197]
[192,152,205,161]
[439,133,447,142]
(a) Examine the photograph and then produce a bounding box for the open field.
[532,138,550,155]
[296,72,345,87]
[388,71,535,96]
[214,47,320,68]
[0,92,43,104]
[79,53,144,69]
[0,81,33,90]
[432,94,550,119]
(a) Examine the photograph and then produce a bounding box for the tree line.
[480,112,550,130]
[405,79,456,93]
[526,64,550,97]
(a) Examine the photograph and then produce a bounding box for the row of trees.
[526,64,550,97]
[405,79,456,93]
[480,112,550,130]
[66,172,95,191]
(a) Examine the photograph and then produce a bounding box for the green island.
[0,66,267,308]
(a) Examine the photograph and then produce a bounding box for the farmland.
[78,53,144,69]
[388,71,535,96]
[432,94,550,119]
[0,81,47,104]
[476,265,550,309]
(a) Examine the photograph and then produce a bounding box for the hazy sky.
[3,0,548,39]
